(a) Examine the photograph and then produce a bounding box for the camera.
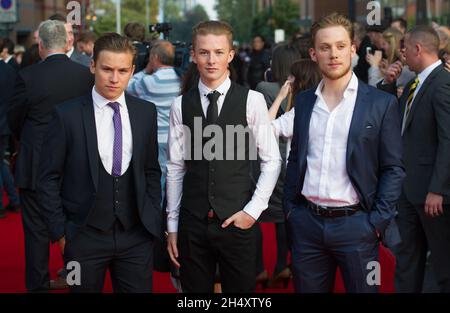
[149,23,173,39]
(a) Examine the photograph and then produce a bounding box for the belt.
[306,200,360,218]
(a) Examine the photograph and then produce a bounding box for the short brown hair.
[77,31,97,44]
[311,12,354,46]
[124,22,145,42]
[407,25,440,55]
[93,33,136,64]
[192,20,233,50]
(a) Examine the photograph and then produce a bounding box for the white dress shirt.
[66,47,74,58]
[302,73,360,207]
[166,77,282,232]
[92,87,133,176]
[2,55,13,64]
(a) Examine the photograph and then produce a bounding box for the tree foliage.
[92,0,208,43]
[217,0,300,44]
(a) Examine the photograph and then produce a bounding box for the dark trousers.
[0,135,19,207]
[287,205,379,293]
[64,222,154,293]
[394,195,450,292]
[178,211,257,293]
[255,222,289,275]
[20,189,50,292]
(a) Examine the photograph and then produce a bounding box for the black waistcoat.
[181,82,253,220]
[86,159,140,231]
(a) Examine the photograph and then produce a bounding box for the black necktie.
[206,91,220,124]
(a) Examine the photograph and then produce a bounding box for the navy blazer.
[284,80,405,234]
[36,93,162,242]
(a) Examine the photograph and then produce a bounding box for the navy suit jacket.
[0,61,16,135]
[36,93,162,242]
[284,80,405,235]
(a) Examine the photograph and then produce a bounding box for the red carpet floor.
[0,207,396,293]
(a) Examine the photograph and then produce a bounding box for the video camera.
[147,24,191,76]
[149,23,173,40]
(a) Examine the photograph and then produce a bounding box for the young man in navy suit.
[37,33,161,292]
[284,13,405,293]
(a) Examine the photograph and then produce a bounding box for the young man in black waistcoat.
[166,21,281,293]
[37,33,161,292]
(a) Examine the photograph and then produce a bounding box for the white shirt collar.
[3,55,13,63]
[417,59,442,85]
[198,77,231,98]
[315,72,359,102]
[66,47,74,58]
[92,86,126,110]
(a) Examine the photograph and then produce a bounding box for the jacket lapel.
[403,64,442,132]
[82,95,99,191]
[125,94,140,186]
[297,90,316,163]
[347,81,369,162]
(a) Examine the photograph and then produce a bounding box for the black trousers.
[64,222,154,293]
[20,189,50,292]
[178,211,257,293]
[394,194,450,292]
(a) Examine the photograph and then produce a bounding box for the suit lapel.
[403,65,442,132]
[347,81,369,162]
[82,96,99,191]
[125,94,142,197]
[297,90,316,162]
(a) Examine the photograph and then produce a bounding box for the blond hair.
[192,20,233,50]
[311,12,354,46]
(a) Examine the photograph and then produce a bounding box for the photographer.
[124,22,149,72]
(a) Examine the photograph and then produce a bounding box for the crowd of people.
[0,11,450,293]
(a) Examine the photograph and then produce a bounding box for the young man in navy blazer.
[284,13,405,293]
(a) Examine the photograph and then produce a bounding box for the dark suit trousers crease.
[287,205,379,293]
[20,189,50,292]
[64,222,154,293]
[394,195,450,292]
[178,211,257,293]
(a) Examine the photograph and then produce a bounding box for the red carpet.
[0,206,396,293]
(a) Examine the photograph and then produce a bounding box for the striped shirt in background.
[127,67,181,144]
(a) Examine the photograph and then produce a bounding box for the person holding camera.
[124,22,149,73]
